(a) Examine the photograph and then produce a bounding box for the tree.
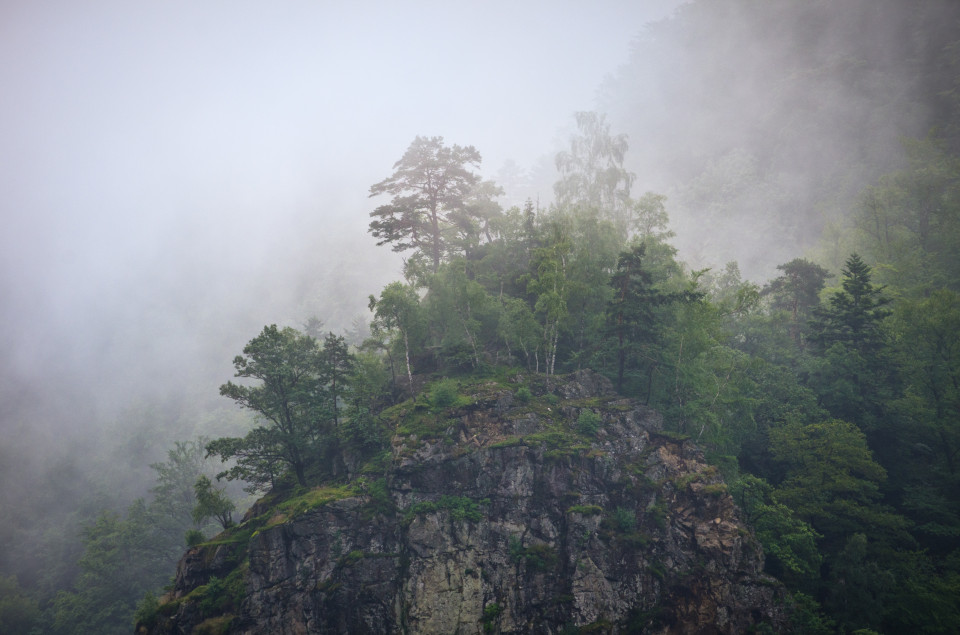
[854,137,960,292]
[320,332,355,430]
[770,419,910,552]
[192,475,235,530]
[368,136,483,273]
[806,254,894,430]
[448,179,504,259]
[0,575,39,634]
[205,428,287,494]
[886,290,960,553]
[605,242,703,400]
[526,224,572,375]
[150,440,207,517]
[50,501,172,635]
[808,254,890,355]
[763,258,830,350]
[554,112,635,236]
[891,289,960,477]
[605,243,685,394]
[425,261,497,370]
[340,351,390,458]
[369,282,423,388]
[732,474,822,590]
[630,191,675,242]
[149,438,216,555]
[216,325,328,487]
[497,295,542,371]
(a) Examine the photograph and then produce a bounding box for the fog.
[0,0,684,511]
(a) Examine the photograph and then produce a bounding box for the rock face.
[144,371,785,634]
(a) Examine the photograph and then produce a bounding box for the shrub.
[402,495,486,525]
[508,536,557,571]
[430,378,459,408]
[482,602,502,632]
[577,409,602,437]
[133,592,160,629]
[186,529,206,547]
[516,386,532,403]
[611,506,637,532]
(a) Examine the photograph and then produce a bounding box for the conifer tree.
[368,136,483,273]
[808,253,890,355]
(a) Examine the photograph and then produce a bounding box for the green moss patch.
[402,495,488,525]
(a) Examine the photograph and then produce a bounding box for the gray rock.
[143,371,786,634]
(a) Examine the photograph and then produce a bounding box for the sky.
[0,1,683,425]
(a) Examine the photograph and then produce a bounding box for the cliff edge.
[139,370,785,634]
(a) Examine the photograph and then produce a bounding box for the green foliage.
[576,409,602,437]
[368,136,486,273]
[610,506,637,532]
[50,501,174,635]
[482,602,502,620]
[185,529,206,547]
[192,475,236,530]
[554,111,635,237]
[25,8,960,633]
[424,261,499,371]
[403,495,486,525]
[788,592,836,635]
[362,478,396,519]
[526,225,572,375]
[369,281,423,387]
[603,241,700,395]
[508,536,558,571]
[808,254,891,356]
[853,137,960,293]
[132,591,160,629]
[762,258,830,352]
[341,352,391,458]
[886,289,960,548]
[0,574,39,634]
[429,378,460,408]
[770,420,910,552]
[194,615,236,635]
[269,484,357,525]
[823,533,892,633]
[214,325,332,487]
[150,438,211,531]
[732,475,822,589]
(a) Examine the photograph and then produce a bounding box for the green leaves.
[213,324,358,489]
[192,475,235,530]
[808,254,890,355]
[369,136,486,272]
[770,420,909,549]
[732,474,822,588]
[369,282,423,387]
[554,112,635,237]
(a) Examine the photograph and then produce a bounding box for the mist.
[0,0,687,574]
[599,0,951,280]
[4,1,959,631]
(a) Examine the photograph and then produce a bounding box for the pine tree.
[809,253,890,355]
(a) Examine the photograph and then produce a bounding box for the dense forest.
[2,0,960,633]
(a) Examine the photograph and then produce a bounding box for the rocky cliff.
[140,370,786,634]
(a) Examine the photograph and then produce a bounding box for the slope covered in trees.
[156,114,960,631]
[3,1,960,632]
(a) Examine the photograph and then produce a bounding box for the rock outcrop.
[142,371,785,634]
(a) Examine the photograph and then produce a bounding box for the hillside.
[138,371,786,634]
